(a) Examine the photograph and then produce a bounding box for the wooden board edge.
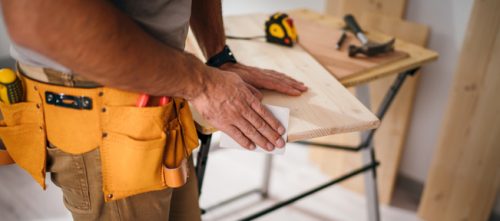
[194,117,380,142]
[288,119,380,142]
[341,52,437,87]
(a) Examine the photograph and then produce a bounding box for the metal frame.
[195,132,212,196]
[195,68,419,220]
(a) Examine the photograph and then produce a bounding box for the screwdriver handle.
[344,14,368,44]
[136,94,150,107]
[0,68,24,104]
[344,14,363,35]
[159,96,170,106]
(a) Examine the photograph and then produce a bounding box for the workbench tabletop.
[186,13,380,141]
[288,9,438,87]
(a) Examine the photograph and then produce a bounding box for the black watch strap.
[206,45,237,67]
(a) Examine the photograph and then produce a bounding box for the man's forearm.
[1,0,207,99]
[190,0,226,59]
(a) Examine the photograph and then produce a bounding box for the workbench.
[186,9,437,221]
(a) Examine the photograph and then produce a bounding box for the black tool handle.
[344,14,364,35]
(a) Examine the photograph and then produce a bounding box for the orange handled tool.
[159,96,170,106]
[136,94,150,107]
[136,94,170,107]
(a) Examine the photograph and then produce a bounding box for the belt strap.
[17,63,101,88]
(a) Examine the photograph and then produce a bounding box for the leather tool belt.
[0,63,199,201]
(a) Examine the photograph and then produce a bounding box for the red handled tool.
[159,96,170,106]
[136,94,170,107]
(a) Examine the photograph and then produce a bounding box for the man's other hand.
[220,63,308,96]
[190,68,285,151]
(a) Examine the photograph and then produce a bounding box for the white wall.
[0,7,12,59]
[399,0,474,182]
[222,0,325,16]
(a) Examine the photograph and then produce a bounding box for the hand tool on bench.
[344,14,395,57]
[335,30,347,50]
[265,12,298,47]
[225,12,299,47]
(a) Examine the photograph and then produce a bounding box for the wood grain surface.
[326,0,407,19]
[185,14,380,141]
[293,17,409,79]
[418,0,500,220]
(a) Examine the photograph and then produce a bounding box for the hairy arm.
[2,0,207,99]
[189,0,226,59]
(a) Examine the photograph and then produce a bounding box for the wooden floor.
[0,134,420,221]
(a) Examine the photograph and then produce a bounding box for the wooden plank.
[418,0,500,220]
[185,14,380,142]
[326,0,407,18]
[296,8,431,203]
[293,17,409,79]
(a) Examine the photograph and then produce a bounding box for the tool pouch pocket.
[163,129,189,188]
[0,101,46,187]
[100,103,172,201]
[176,99,199,152]
[162,99,199,188]
[37,87,101,154]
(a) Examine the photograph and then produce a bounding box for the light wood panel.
[293,17,409,79]
[418,0,500,220]
[186,14,380,141]
[298,6,431,203]
[326,0,407,18]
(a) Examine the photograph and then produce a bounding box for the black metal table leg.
[196,132,213,196]
[239,162,380,221]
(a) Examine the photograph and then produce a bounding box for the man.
[0,0,307,220]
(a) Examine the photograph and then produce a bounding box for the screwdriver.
[0,68,24,104]
[136,94,170,107]
[336,30,347,50]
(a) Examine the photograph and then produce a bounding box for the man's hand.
[190,68,285,151]
[220,63,308,96]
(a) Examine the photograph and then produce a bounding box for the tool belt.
[0,63,199,201]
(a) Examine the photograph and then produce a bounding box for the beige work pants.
[46,145,201,221]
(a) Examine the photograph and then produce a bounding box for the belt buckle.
[45,91,93,110]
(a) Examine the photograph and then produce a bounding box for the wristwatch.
[206,45,237,67]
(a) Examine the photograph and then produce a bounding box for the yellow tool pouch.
[0,73,199,201]
[0,76,47,188]
[101,94,200,201]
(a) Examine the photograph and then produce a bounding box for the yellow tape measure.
[265,13,298,47]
